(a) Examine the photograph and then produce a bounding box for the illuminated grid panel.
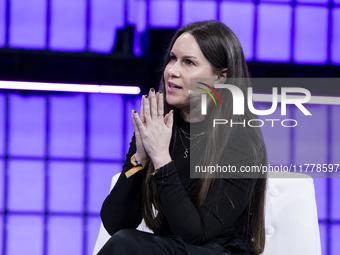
[0,215,2,254]
[294,5,328,64]
[332,8,340,65]
[50,0,86,52]
[332,225,340,255]
[48,162,84,212]
[89,94,125,160]
[127,0,147,55]
[9,0,46,50]
[89,0,125,53]
[0,160,3,212]
[182,0,217,25]
[149,0,180,28]
[7,216,44,254]
[220,1,255,61]
[331,106,340,220]
[297,0,328,3]
[50,94,85,158]
[314,178,327,220]
[320,223,327,255]
[9,94,46,157]
[0,92,136,255]
[0,91,338,255]
[0,0,5,48]
[258,104,291,165]
[88,163,122,214]
[256,4,291,62]
[295,105,328,165]
[87,217,102,255]
[48,217,83,255]
[128,0,147,33]
[255,102,339,255]
[0,0,339,65]
[0,93,4,156]
[8,160,45,211]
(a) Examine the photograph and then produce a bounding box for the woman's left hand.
[133,89,173,170]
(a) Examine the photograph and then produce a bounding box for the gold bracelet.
[151,160,174,176]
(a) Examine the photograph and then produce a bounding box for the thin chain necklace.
[179,127,206,140]
[178,129,205,158]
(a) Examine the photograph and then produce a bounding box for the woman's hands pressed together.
[131,93,150,167]
[131,88,174,170]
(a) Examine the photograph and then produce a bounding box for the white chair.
[92,172,322,255]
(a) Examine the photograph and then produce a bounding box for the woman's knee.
[98,229,140,255]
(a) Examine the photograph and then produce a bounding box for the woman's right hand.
[131,95,150,166]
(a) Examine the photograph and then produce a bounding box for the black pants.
[97,229,231,255]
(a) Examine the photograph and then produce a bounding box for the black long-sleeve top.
[100,118,262,253]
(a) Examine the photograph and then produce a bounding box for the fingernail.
[159,90,162,94]
[151,88,155,92]
[134,110,137,113]
[171,110,174,114]
[145,95,148,98]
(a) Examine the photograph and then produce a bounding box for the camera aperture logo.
[197,82,312,128]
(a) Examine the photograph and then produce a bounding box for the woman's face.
[164,32,217,110]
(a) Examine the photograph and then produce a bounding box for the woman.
[98,20,267,255]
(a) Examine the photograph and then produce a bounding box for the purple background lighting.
[294,6,328,64]
[0,93,4,156]
[220,1,254,61]
[183,0,217,26]
[50,0,87,52]
[89,0,125,54]
[9,94,45,156]
[87,217,102,254]
[7,216,44,255]
[295,105,328,165]
[333,178,340,219]
[149,0,180,28]
[332,226,340,255]
[88,163,121,213]
[0,215,2,253]
[0,0,339,65]
[89,94,124,160]
[332,106,340,219]
[259,105,291,165]
[48,217,83,255]
[0,0,5,48]
[297,0,328,3]
[314,178,327,220]
[50,94,85,158]
[8,160,45,211]
[49,162,84,212]
[9,0,46,50]
[257,4,291,63]
[0,92,338,255]
[332,8,340,65]
[320,223,327,255]
[0,160,3,212]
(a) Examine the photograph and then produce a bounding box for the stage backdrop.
[0,91,339,255]
[0,0,339,64]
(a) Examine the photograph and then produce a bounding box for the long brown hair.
[141,21,267,255]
